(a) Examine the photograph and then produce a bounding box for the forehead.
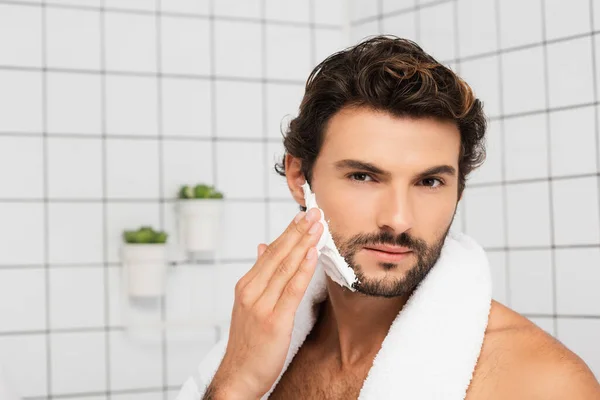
[319,107,461,169]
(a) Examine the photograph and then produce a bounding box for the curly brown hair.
[274,35,487,203]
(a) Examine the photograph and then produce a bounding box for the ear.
[285,154,306,208]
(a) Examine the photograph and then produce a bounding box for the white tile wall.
[1,0,599,397]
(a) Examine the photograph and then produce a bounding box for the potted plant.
[177,183,224,259]
[121,226,169,298]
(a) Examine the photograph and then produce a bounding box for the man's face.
[309,106,461,298]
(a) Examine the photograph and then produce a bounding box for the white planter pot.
[178,199,224,256]
[121,244,168,298]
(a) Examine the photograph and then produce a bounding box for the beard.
[331,222,453,298]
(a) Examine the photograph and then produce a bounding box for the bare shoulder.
[467,300,600,400]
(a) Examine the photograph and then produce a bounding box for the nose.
[375,185,414,235]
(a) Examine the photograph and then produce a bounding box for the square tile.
[105,75,158,137]
[49,267,105,329]
[46,8,101,70]
[214,0,261,19]
[351,0,379,22]
[552,177,600,246]
[315,29,345,65]
[162,139,213,198]
[351,20,380,44]
[105,12,156,72]
[463,186,506,248]
[48,203,103,264]
[216,80,262,139]
[106,203,161,263]
[160,0,209,15]
[547,37,594,109]
[266,0,309,23]
[267,201,297,242]
[266,141,291,199]
[214,262,253,323]
[0,335,47,397]
[109,331,162,390]
[498,0,542,49]
[315,0,344,25]
[47,72,102,135]
[504,114,548,181]
[556,318,600,379]
[487,250,507,305]
[51,332,106,394]
[215,20,262,78]
[0,203,44,265]
[161,15,210,76]
[0,136,43,199]
[161,78,211,138]
[104,0,156,11]
[0,70,43,132]
[549,106,596,177]
[216,142,265,199]
[266,25,311,80]
[167,336,215,388]
[218,202,267,259]
[505,182,552,247]
[555,248,600,316]
[501,46,546,115]
[0,4,42,67]
[457,0,497,58]
[528,316,555,337]
[508,249,553,314]
[381,12,417,43]
[265,83,304,139]
[419,2,455,62]
[0,269,45,332]
[165,265,216,327]
[48,137,102,199]
[382,0,415,14]
[459,55,500,118]
[544,0,590,41]
[467,119,502,184]
[106,138,160,199]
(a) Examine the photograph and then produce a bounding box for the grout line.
[22,385,183,400]
[494,0,511,309]
[539,0,559,337]
[40,0,52,397]
[99,0,112,397]
[0,0,341,29]
[155,2,168,397]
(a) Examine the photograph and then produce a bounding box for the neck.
[311,277,411,368]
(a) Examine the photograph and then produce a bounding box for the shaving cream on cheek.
[301,181,358,290]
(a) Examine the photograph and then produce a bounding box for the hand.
[209,208,323,399]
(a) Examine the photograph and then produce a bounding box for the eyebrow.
[333,159,457,180]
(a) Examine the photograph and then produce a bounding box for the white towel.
[176,229,492,400]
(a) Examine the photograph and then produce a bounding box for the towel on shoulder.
[176,229,492,400]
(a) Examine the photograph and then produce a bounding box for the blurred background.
[0,0,599,398]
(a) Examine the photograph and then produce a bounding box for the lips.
[364,245,412,254]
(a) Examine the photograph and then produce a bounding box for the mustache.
[341,230,428,253]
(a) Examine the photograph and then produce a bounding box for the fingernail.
[305,208,319,222]
[309,221,321,235]
[306,247,316,259]
[294,211,305,224]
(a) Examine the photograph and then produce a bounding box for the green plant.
[123,226,168,244]
[178,184,224,199]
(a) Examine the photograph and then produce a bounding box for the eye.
[348,172,375,183]
[419,177,444,189]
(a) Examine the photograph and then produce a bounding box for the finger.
[247,208,321,295]
[254,220,323,311]
[235,212,307,292]
[257,243,268,258]
[273,246,319,320]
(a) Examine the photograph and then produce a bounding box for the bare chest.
[269,346,372,400]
